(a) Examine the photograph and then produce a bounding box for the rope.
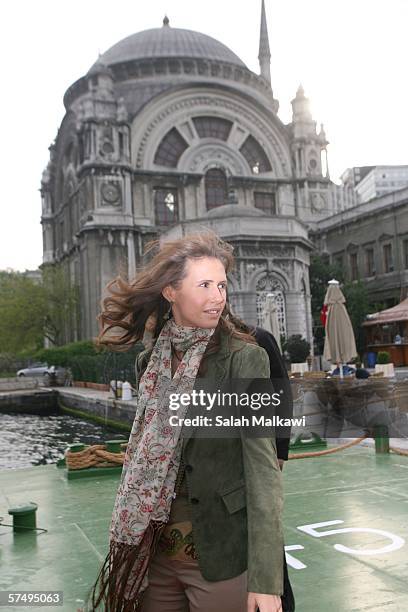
[0,518,48,533]
[65,443,128,470]
[288,434,369,459]
[65,437,408,469]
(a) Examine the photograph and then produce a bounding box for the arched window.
[193,116,232,141]
[153,188,179,226]
[154,128,188,168]
[256,275,287,338]
[205,168,227,210]
[240,135,272,174]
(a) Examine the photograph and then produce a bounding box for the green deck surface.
[1,446,408,611]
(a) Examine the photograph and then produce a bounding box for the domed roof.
[93,20,246,70]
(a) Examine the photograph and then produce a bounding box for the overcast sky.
[1,0,407,271]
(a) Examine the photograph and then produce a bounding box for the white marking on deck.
[72,522,104,561]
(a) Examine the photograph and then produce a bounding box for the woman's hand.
[247,592,282,611]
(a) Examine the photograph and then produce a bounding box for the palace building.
[41,2,358,344]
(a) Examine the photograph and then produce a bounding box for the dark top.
[254,326,293,461]
[331,365,355,376]
[355,367,370,379]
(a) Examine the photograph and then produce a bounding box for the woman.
[90,231,284,612]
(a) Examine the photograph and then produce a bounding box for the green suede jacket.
[135,330,284,596]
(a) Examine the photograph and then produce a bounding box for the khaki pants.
[139,549,248,612]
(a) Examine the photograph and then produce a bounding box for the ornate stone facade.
[40,10,353,346]
[314,187,408,307]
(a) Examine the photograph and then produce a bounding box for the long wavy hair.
[97,231,256,361]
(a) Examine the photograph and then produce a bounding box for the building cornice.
[315,187,408,235]
[64,57,276,110]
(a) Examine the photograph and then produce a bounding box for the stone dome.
[92,21,247,70]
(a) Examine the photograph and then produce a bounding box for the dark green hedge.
[69,349,142,385]
[16,340,145,385]
[34,340,99,365]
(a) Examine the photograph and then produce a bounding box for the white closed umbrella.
[261,293,282,353]
[323,280,357,378]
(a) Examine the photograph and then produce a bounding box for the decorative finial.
[297,83,305,96]
[163,15,170,26]
[258,0,271,86]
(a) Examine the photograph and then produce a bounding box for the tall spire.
[258,0,271,85]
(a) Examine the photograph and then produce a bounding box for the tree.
[41,263,79,346]
[0,271,46,352]
[0,265,79,354]
[342,280,370,356]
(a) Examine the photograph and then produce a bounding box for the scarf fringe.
[88,521,166,611]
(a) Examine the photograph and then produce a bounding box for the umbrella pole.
[339,363,344,378]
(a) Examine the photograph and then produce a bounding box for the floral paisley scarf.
[90,319,214,611]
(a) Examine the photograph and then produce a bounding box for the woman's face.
[163,257,227,328]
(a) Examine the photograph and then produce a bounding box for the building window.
[365,248,375,276]
[334,254,343,270]
[383,243,394,273]
[403,239,408,270]
[153,188,179,226]
[154,128,188,168]
[350,252,358,280]
[240,135,272,174]
[254,192,276,215]
[205,168,227,210]
[193,116,232,141]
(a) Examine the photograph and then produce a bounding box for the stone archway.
[256,274,287,338]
